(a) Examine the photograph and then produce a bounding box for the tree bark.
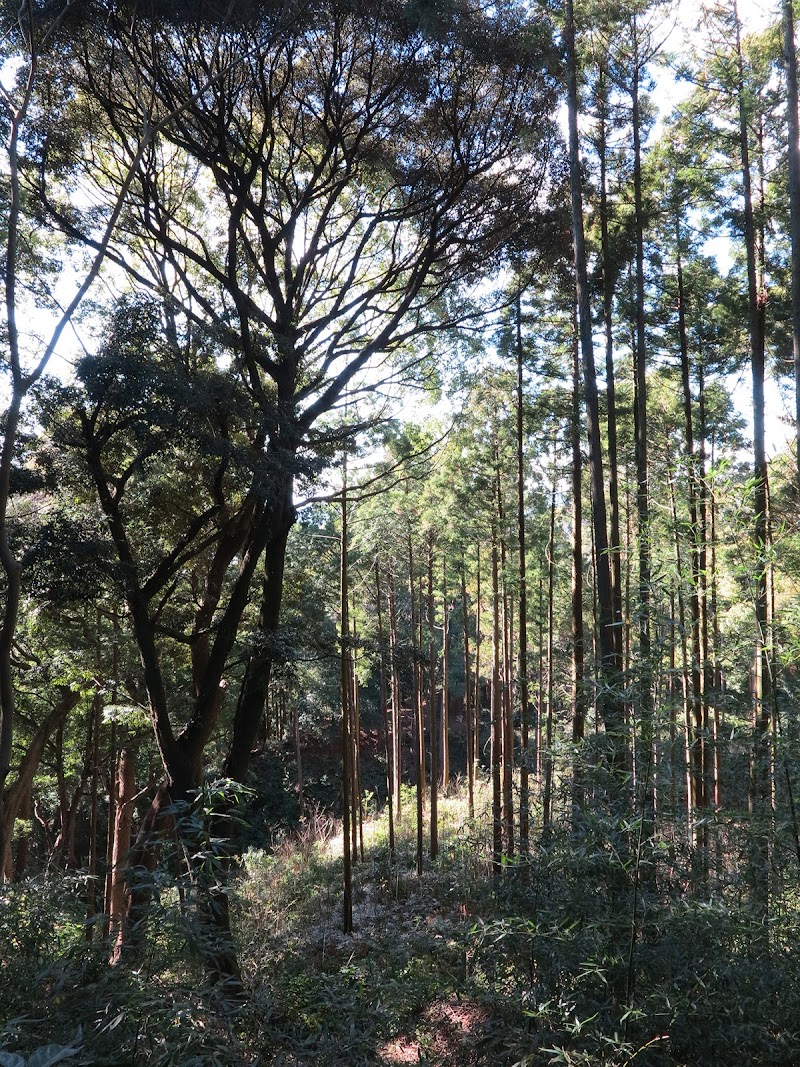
[675,230,709,874]
[631,15,653,752]
[668,474,693,845]
[461,558,474,820]
[571,304,587,813]
[564,0,624,769]
[596,63,624,668]
[85,686,102,939]
[427,530,438,860]
[340,482,353,934]
[109,746,136,954]
[491,519,502,877]
[495,453,514,858]
[387,568,403,822]
[516,286,531,850]
[474,547,482,788]
[441,558,450,790]
[543,469,557,832]
[409,532,424,878]
[1,688,80,879]
[734,0,771,907]
[782,0,800,490]
[375,563,395,859]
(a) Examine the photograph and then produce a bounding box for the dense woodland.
[3,0,800,1063]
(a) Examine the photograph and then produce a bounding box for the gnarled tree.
[41,0,559,975]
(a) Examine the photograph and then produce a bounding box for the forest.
[1,0,800,1063]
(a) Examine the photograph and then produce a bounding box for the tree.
[563,0,625,774]
[0,0,158,876]
[34,0,560,973]
[781,0,800,489]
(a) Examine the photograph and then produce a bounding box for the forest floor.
[3,778,800,1066]
[224,780,800,1066]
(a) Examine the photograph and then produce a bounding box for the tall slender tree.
[564,0,625,772]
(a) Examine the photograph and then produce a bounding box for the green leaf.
[0,1053,26,1067]
[27,1046,80,1067]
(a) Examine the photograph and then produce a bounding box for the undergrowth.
[2,780,800,1065]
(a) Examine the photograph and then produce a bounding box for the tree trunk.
[675,233,709,877]
[782,0,800,490]
[491,519,502,877]
[441,558,450,790]
[543,470,556,832]
[0,399,23,883]
[409,532,424,878]
[340,482,353,934]
[597,64,624,668]
[55,709,92,871]
[474,547,482,788]
[516,286,531,851]
[461,558,474,820]
[225,492,296,782]
[734,0,771,907]
[375,563,395,859]
[387,568,403,823]
[668,475,693,846]
[293,702,303,818]
[351,625,364,863]
[708,424,723,812]
[1,688,79,878]
[495,453,514,858]
[427,530,438,860]
[109,746,136,954]
[563,0,624,768]
[86,681,103,939]
[114,782,172,964]
[571,305,587,812]
[631,22,653,756]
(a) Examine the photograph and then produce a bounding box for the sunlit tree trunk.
[109,746,136,956]
[571,306,587,812]
[387,569,403,823]
[375,564,395,858]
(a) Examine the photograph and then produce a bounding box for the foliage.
[0,1046,83,1067]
